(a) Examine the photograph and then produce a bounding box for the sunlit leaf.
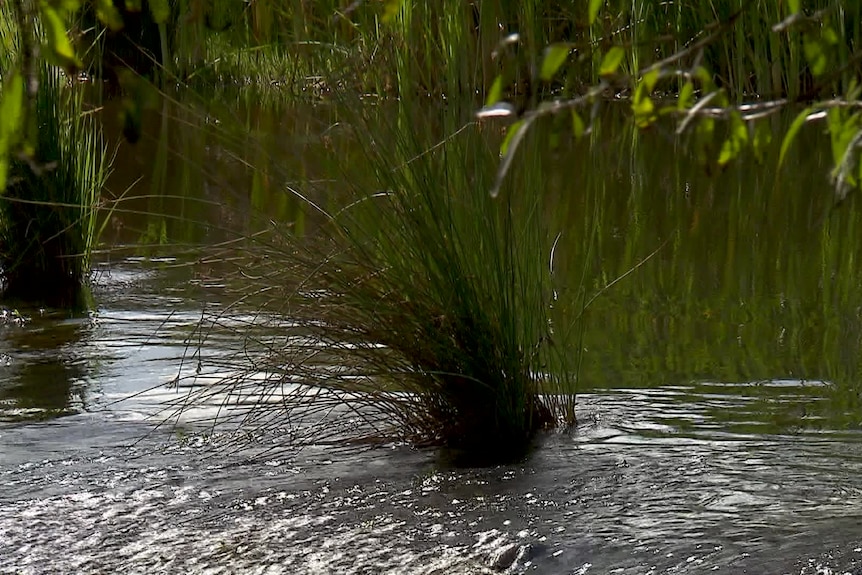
[632,69,661,128]
[94,0,124,30]
[827,110,862,184]
[53,0,82,11]
[382,0,402,22]
[124,0,142,11]
[0,72,24,191]
[572,110,585,138]
[148,0,170,24]
[823,25,839,45]
[588,0,603,26]
[40,5,81,70]
[778,107,811,169]
[718,113,749,167]
[491,118,533,198]
[632,96,655,128]
[599,46,625,77]
[788,0,800,14]
[641,68,660,91]
[694,66,714,91]
[678,81,695,110]
[486,75,504,106]
[803,38,827,76]
[540,44,570,81]
[501,119,525,157]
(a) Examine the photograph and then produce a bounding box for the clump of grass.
[176,104,577,462]
[0,65,109,309]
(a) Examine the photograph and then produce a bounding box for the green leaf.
[486,75,504,107]
[632,69,661,128]
[678,81,695,110]
[718,113,749,167]
[828,109,862,179]
[641,68,661,91]
[540,44,570,81]
[572,111,585,138]
[599,46,625,77]
[94,0,124,30]
[823,25,839,45]
[148,0,170,24]
[124,0,142,11]
[778,107,811,169]
[804,37,827,76]
[0,72,24,191]
[589,0,603,26]
[632,96,655,128]
[752,121,772,164]
[491,117,533,198]
[382,0,402,22]
[501,119,525,157]
[549,131,560,151]
[694,66,715,92]
[40,5,81,70]
[788,0,800,14]
[695,116,716,164]
[53,0,82,11]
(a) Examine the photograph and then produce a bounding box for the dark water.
[2,95,862,573]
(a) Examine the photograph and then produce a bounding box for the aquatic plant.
[151,0,861,100]
[0,64,109,309]
[174,103,577,461]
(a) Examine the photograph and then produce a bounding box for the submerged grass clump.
[0,65,108,309]
[176,105,577,461]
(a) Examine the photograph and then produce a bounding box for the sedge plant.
[0,64,109,309]
[173,102,577,462]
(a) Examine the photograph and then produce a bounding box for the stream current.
[1,261,862,575]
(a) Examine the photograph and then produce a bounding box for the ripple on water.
[3,387,862,574]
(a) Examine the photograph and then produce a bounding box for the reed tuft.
[0,65,109,309]
[175,104,577,462]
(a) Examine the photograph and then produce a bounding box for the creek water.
[2,96,862,574]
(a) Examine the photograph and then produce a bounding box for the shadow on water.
[0,311,94,422]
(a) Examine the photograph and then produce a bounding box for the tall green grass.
[173,102,577,461]
[0,64,109,308]
[153,0,862,103]
[109,0,862,456]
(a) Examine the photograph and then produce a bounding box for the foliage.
[168,103,577,461]
[7,0,862,451]
[480,0,862,200]
[0,0,167,189]
[0,63,109,308]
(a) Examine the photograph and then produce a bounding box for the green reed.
[171,100,577,462]
[0,64,109,308]
[153,0,861,103]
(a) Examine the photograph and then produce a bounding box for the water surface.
[2,96,862,574]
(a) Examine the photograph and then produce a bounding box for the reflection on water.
[2,94,862,572]
[0,314,95,421]
[3,391,862,574]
